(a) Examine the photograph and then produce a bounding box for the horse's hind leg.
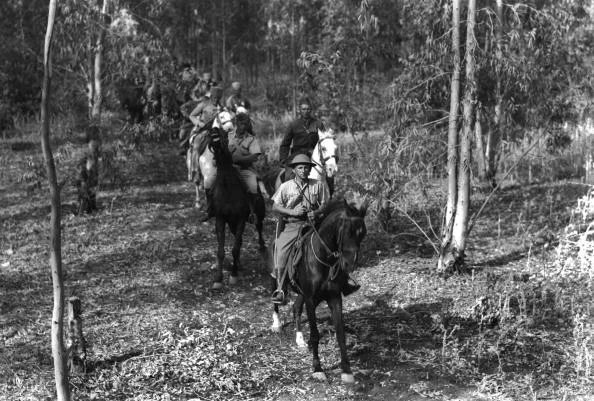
[304,301,325,380]
[327,296,354,383]
[212,217,225,290]
[229,220,245,285]
[293,294,307,348]
[271,303,282,333]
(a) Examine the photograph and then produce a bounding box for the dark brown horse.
[270,198,369,382]
[207,128,267,289]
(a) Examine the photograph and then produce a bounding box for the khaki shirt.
[228,134,261,170]
[272,178,330,214]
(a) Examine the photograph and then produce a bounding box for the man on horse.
[226,81,251,115]
[270,154,359,305]
[279,97,325,182]
[228,113,265,221]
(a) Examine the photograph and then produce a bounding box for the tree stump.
[66,296,87,374]
[77,139,100,214]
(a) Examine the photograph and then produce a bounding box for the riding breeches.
[274,222,303,278]
[236,168,259,194]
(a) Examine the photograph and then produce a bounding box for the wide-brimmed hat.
[288,154,315,167]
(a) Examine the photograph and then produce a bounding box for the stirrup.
[271,289,286,305]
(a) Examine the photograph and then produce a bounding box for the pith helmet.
[288,153,315,167]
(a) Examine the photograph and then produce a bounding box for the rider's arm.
[189,103,204,126]
[232,152,260,167]
[272,202,303,218]
[278,124,294,164]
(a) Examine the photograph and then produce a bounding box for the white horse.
[273,128,339,195]
[187,110,234,209]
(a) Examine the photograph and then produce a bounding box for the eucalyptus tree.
[42,0,71,399]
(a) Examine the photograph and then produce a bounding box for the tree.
[438,0,477,274]
[41,0,70,399]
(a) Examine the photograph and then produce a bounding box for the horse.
[272,128,339,196]
[187,110,234,209]
[269,198,369,383]
[197,117,267,290]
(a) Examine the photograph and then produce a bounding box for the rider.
[278,97,325,181]
[226,81,251,115]
[228,113,264,221]
[189,85,225,222]
[270,154,360,305]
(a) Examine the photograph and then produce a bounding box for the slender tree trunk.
[438,0,461,272]
[42,1,70,399]
[474,106,486,180]
[290,0,296,116]
[487,0,504,185]
[91,0,109,119]
[439,0,476,273]
[86,34,94,120]
[452,0,477,268]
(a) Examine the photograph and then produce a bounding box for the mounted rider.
[279,97,325,182]
[228,113,266,222]
[270,154,360,305]
[226,81,251,115]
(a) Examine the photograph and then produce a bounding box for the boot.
[341,275,361,296]
[247,193,263,224]
[271,266,288,305]
[199,189,214,222]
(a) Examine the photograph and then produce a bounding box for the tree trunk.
[439,0,476,274]
[438,0,461,272]
[91,0,109,120]
[86,35,94,120]
[487,0,504,185]
[41,1,70,400]
[67,297,87,374]
[474,106,486,180]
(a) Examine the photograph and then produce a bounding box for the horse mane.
[321,198,366,221]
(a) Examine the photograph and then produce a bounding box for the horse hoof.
[211,282,223,290]
[295,331,307,348]
[228,276,239,285]
[341,373,355,384]
[312,371,327,381]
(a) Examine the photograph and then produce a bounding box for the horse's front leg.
[229,221,245,285]
[304,301,325,380]
[293,294,307,348]
[327,296,354,383]
[194,182,202,209]
[212,217,225,290]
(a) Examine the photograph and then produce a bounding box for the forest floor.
[0,125,593,401]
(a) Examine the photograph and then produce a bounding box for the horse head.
[325,198,369,274]
[312,128,338,179]
[212,110,235,134]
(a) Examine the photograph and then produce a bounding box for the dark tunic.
[279,117,325,164]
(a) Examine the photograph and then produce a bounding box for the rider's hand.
[307,211,316,221]
[293,205,307,217]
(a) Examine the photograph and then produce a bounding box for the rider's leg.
[240,169,261,223]
[271,223,299,304]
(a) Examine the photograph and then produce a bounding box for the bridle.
[308,213,361,281]
[312,136,337,178]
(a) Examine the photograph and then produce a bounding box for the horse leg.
[229,220,245,285]
[212,217,225,290]
[327,296,354,383]
[270,275,282,332]
[194,182,201,209]
[305,301,325,380]
[293,294,307,348]
[254,193,267,257]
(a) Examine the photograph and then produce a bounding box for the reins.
[307,214,346,281]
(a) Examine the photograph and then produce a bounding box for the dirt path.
[1,138,590,400]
